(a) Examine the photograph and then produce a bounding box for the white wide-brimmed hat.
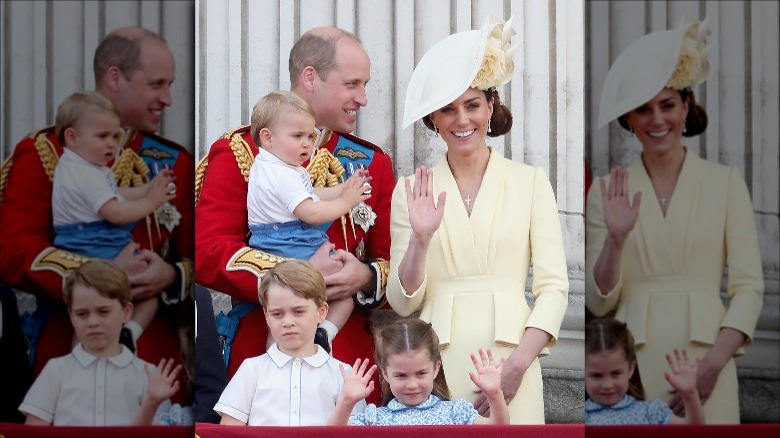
[597,16,711,128]
[402,15,518,129]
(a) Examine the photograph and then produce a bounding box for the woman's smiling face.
[429,87,493,155]
[624,88,688,155]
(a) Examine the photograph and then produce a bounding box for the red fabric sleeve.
[357,151,393,261]
[0,133,67,300]
[194,132,262,302]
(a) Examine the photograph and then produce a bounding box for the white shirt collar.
[386,395,441,412]
[61,147,105,170]
[257,148,299,169]
[72,343,135,368]
[266,343,330,368]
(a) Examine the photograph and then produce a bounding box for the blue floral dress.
[585,395,674,425]
[351,395,479,425]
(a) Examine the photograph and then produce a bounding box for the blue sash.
[215,302,258,367]
[19,302,56,366]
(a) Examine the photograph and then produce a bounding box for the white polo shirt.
[19,343,170,425]
[52,148,124,225]
[214,343,366,425]
[247,149,319,226]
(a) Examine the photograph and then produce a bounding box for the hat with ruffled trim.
[402,15,518,129]
[597,16,711,128]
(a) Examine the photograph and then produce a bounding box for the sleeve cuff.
[162,259,193,305]
[354,259,388,309]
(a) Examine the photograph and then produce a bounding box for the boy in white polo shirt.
[19,259,182,426]
[214,260,368,425]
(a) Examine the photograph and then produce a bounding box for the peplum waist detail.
[615,275,738,353]
[421,276,547,355]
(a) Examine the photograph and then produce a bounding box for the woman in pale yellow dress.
[387,16,569,424]
[586,17,764,424]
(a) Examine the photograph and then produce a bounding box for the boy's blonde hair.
[250,91,315,148]
[55,90,120,146]
[63,259,132,307]
[258,260,326,308]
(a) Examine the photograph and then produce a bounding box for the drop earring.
[487,118,492,134]
[433,124,439,137]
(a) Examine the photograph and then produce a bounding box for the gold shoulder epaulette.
[229,132,254,183]
[220,125,251,140]
[307,148,345,188]
[29,124,55,140]
[0,156,13,203]
[34,131,59,182]
[112,148,150,188]
[194,155,208,205]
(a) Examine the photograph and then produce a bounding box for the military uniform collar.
[314,128,333,149]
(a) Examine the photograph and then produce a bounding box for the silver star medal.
[155,163,181,233]
[157,202,181,232]
[348,163,376,233]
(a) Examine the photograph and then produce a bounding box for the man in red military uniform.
[0,27,193,404]
[196,27,393,405]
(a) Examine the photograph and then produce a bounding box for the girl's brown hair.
[585,318,646,400]
[374,318,451,406]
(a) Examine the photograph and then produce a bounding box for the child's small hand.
[146,174,177,206]
[664,348,699,397]
[149,167,176,189]
[144,358,182,404]
[338,358,377,405]
[469,348,504,398]
[353,168,372,192]
[340,171,372,206]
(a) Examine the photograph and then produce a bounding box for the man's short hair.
[258,260,326,308]
[288,28,361,88]
[63,259,132,308]
[55,90,120,145]
[93,28,167,87]
[250,91,315,147]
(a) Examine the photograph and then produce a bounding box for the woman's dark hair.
[374,318,451,406]
[422,87,513,137]
[585,318,646,401]
[617,88,708,137]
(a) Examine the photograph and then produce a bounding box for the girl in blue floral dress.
[585,318,705,425]
[328,318,509,425]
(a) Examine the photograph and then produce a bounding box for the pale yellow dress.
[585,149,764,424]
[388,149,569,424]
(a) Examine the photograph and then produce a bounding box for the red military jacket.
[0,126,194,404]
[195,125,393,404]
[0,126,194,299]
[195,125,392,302]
